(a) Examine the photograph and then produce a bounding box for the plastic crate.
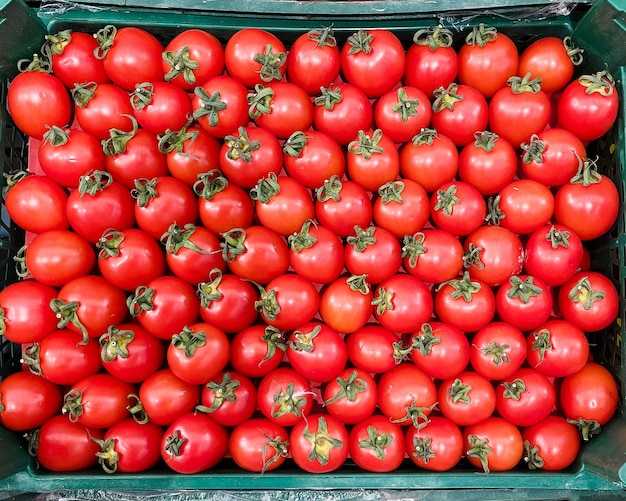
[0,0,625,499]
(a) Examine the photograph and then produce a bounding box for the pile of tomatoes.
[0,22,621,476]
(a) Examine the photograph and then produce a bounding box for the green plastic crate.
[0,0,625,499]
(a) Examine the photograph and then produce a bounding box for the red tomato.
[127,275,199,340]
[345,324,402,374]
[522,416,581,471]
[221,226,289,285]
[198,269,258,334]
[0,280,59,344]
[229,418,290,473]
[286,26,341,95]
[5,174,69,233]
[167,323,230,385]
[251,174,315,236]
[402,229,464,285]
[430,83,489,147]
[341,29,405,98]
[495,275,553,332]
[560,362,619,440]
[409,321,470,380]
[406,416,463,472]
[323,368,377,425]
[162,28,225,91]
[224,28,287,88]
[319,275,374,334]
[559,271,619,332]
[458,25,519,98]
[470,322,527,381]
[399,128,458,192]
[430,181,487,237]
[95,25,164,91]
[463,417,524,473]
[345,225,402,285]
[36,415,103,472]
[438,371,496,426]
[257,367,314,427]
[404,26,458,98]
[96,228,167,292]
[495,367,556,427]
[161,412,228,474]
[198,371,257,427]
[100,323,165,384]
[95,419,163,473]
[62,373,135,429]
[140,369,200,427]
[373,274,433,333]
[229,325,286,379]
[290,414,349,473]
[491,179,554,235]
[25,230,96,287]
[72,82,134,140]
[373,179,430,239]
[374,86,432,144]
[258,274,320,331]
[347,129,400,193]
[349,415,405,473]
[0,372,63,431]
[313,83,373,145]
[377,363,437,427]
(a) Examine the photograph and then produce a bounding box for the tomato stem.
[347,274,371,295]
[479,341,510,366]
[578,69,615,96]
[531,328,552,365]
[161,223,209,255]
[62,388,84,423]
[259,326,287,366]
[523,439,545,470]
[410,323,441,356]
[93,25,117,60]
[253,44,286,83]
[126,285,156,317]
[260,433,290,473]
[78,170,114,197]
[378,180,405,204]
[288,219,318,253]
[348,129,385,159]
[567,417,602,441]
[99,326,135,362]
[462,243,485,271]
[102,114,140,155]
[171,326,207,358]
[465,23,498,48]
[163,45,200,85]
[314,85,342,111]
[507,276,543,304]
[220,228,247,263]
[307,26,337,48]
[163,429,187,456]
[41,125,70,146]
[93,436,119,474]
[413,25,454,50]
[521,134,546,164]
[563,36,584,66]
[303,416,343,465]
[347,30,373,55]
[283,131,310,157]
[158,127,199,156]
[359,425,394,460]
[198,372,240,413]
[17,53,52,73]
[466,434,493,473]
[401,232,427,269]
[21,344,42,376]
[568,276,605,310]
[440,272,482,303]
[347,225,377,252]
[288,325,321,353]
[97,229,126,259]
[507,73,543,94]
[412,436,436,464]
[433,184,460,217]
[49,298,89,345]
[194,169,229,200]
[250,172,281,203]
[24,429,39,458]
[197,268,225,307]
[371,286,394,316]
[130,82,155,110]
[316,175,343,202]
[448,378,472,404]
[411,128,439,146]
[131,178,159,208]
[271,382,307,419]
[254,285,281,322]
[247,83,274,119]
[485,196,505,226]
[501,377,527,400]
[224,127,261,163]
[473,130,499,152]
[324,369,367,405]
[192,88,227,126]
[126,393,149,424]
[390,401,436,428]
[392,88,420,122]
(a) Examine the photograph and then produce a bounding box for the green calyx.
[315,175,343,202]
[250,172,281,204]
[160,223,210,256]
[130,82,155,111]
[521,134,546,164]
[502,377,527,401]
[392,88,420,122]
[401,232,427,269]
[347,225,377,252]
[314,85,342,111]
[288,219,318,253]
[531,328,552,365]
[126,285,155,317]
[466,434,493,473]
[480,341,510,366]
[413,25,453,50]
[569,154,603,186]
[259,326,287,367]
[307,26,337,48]
[378,180,405,204]
[412,436,436,464]
[463,242,485,271]
[465,23,498,48]
[253,44,286,83]
[448,378,472,404]
[254,284,281,322]
[171,326,207,358]
[348,129,385,159]
[220,227,247,263]
[523,439,544,470]
[303,416,343,465]
[390,400,436,429]
[131,177,159,208]
[96,228,126,259]
[158,127,199,155]
[193,169,229,200]
[271,382,308,419]
[578,69,615,97]
[102,114,139,156]
[197,268,225,308]
[99,326,135,362]
[411,128,439,146]
[433,184,460,216]
[347,30,373,54]
[49,298,89,345]
[77,170,114,198]
[92,436,120,474]
[224,127,261,163]
[563,36,584,66]
[440,271,482,302]
[507,73,543,94]
[247,83,275,119]
[283,131,310,157]
[42,125,70,146]
[163,45,199,85]
[410,323,440,357]
[473,130,499,152]
[347,274,371,295]
[324,369,368,405]
[506,275,543,304]
[372,286,394,316]
[358,425,394,460]
[288,325,321,353]
[197,372,240,413]
[432,83,463,112]
[192,87,227,126]
[568,276,605,311]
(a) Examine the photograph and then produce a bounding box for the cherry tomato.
[463,417,524,473]
[522,416,581,471]
[229,418,290,473]
[438,370,496,426]
[470,321,527,381]
[406,416,463,472]
[323,368,377,425]
[290,414,349,473]
[349,415,405,473]
[402,229,464,285]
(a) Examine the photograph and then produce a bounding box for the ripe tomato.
[315,176,373,239]
[289,220,344,285]
[464,417,524,473]
[127,275,199,340]
[495,275,553,332]
[0,372,63,432]
[258,274,320,331]
[323,368,377,425]
[344,225,402,285]
[5,174,69,233]
[72,82,134,140]
[430,83,489,147]
[161,412,228,474]
[100,324,165,384]
[409,321,470,381]
[402,229,464,285]
[286,321,347,383]
[404,26,458,98]
[430,181,487,237]
[319,275,374,334]
[438,371,496,426]
[198,269,258,334]
[559,271,619,332]
[25,230,96,287]
[345,324,402,374]
[251,174,315,236]
[221,226,289,285]
[347,129,400,193]
[94,419,163,473]
[94,25,164,91]
[198,371,257,427]
[290,414,349,473]
[374,86,432,144]
[406,415,463,472]
[560,362,619,440]
[224,28,287,88]
[463,225,524,287]
[470,321,527,381]
[377,363,437,427]
[140,369,200,427]
[400,128,458,192]
[229,418,290,473]
[62,373,135,429]
[36,415,103,472]
[458,25,518,98]
[167,323,230,385]
[524,224,583,286]
[349,415,405,473]
[162,28,224,91]
[0,280,58,344]
[7,61,72,139]
[373,274,433,333]
[522,416,581,471]
[257,367,314,427]
[490,179,554,235]
[229,325,286,379]
[373,179,430,239]
[96,228,167,292]
[313,83,373,145]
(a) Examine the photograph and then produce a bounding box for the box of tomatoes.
[0,0,625,498]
